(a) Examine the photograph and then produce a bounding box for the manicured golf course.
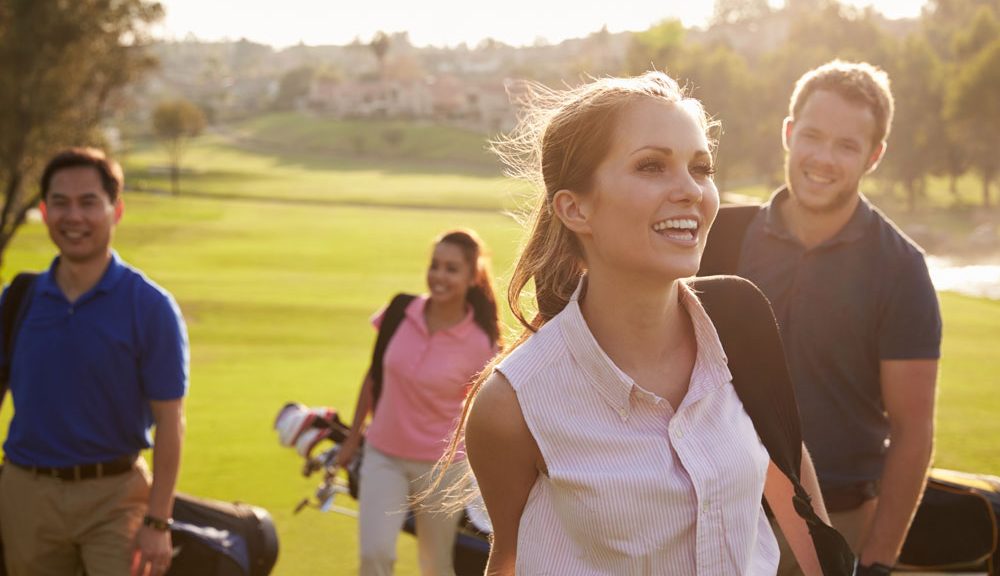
[1,131,997,574]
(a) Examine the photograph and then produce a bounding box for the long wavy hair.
[424,71,716,508]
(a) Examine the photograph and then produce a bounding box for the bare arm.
[860,359,937,566]
[765,443,828,576]
[133,398,184,576]
[335,373,374,468]
[466,372,542,576]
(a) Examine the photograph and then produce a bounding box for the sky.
[154,0,928,49]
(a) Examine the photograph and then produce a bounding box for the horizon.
[154,0,928,50]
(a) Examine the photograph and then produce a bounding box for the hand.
[131,525,173,576]
[334,435,360,470]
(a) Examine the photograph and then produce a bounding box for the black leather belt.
[8,454,138,482]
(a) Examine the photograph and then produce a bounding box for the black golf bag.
[167,493,280,576]
[899,468,1000,574]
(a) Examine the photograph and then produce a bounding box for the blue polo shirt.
[737,188,941,489]
[1,252,189,467]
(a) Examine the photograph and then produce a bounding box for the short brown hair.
[789,60,894,148]
[40,147,124,202]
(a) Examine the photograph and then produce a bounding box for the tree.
[711,0,772,26]
[947,37,1000,207]
[370,31,391,77]
[0,0,162,268]
[152,100,206,196]
[625,19,686,75]
[882,34,943,210]
[274,66,315,110]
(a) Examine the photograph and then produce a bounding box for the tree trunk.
[170,163,179,196]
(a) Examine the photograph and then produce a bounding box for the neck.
[425,296,467,324]
[579,269,688,374]
[55,251,112,303]
[781,192,860,249]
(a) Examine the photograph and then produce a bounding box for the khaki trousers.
[0,459,151,576]
[774,497,878,576]
[358,447,468,576]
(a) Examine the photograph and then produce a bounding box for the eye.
[691,162,717,179]
[636,157,665,173]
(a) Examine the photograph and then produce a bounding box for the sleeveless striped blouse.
[495,280,779,575]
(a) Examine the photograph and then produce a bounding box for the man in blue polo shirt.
[701,61,941,576]
[0,148,188,576]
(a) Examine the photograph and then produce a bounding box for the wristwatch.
[857,562,893,576]
[142,514,174,532]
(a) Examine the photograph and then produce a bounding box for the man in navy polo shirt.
[0,148,188,576]
[702,61,941,576]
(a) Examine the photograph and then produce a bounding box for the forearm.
[860,430,933,565]
[148,410,184,519]
[800,444,830,524]
[347,374,374,436]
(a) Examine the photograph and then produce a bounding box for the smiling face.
[426,241,475,308]
[557,97,719,283]
[42,166,121,266]
[784,89,885,214]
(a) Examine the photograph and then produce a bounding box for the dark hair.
[436,229,502,347]
[40,147,124,202]
[789,60,894,149]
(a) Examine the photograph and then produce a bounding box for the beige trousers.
[0,459,151,576]
[358,447,468,576]
[774,497,878,576]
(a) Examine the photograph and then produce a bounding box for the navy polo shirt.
[737,188,941,489]
[1,252,189,467]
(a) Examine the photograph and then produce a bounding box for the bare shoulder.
[467,370,543,472]
[468,371,528,443]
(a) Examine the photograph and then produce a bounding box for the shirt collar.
[558,277,733,420]
[763,186,875,248]
[38,250,126,299]
[407,294,477,339]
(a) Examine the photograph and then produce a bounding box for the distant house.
[309,74,515,132]
[308,77,433,118]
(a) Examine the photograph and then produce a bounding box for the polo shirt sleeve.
[370,306,387,330]
[878,253,942,360]
[139,288,190,400]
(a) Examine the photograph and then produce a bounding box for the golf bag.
[167,493,280,576]
[274,402,490,575]
[899,468,1000,574]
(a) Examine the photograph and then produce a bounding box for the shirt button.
[701,500,711,513]
[673,427,684,440]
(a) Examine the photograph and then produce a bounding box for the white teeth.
[805,172,834,184]
[652,218,698,232]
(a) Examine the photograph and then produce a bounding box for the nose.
[668,172,703,205]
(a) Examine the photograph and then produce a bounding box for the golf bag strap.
[369,293,417,411]
[0,272,39,412]
[692,276,856,576]
[697,204,759,276]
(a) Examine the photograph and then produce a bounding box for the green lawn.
[1,189,997,574]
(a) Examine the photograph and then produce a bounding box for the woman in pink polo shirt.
[438,73,835,575]
[337,229,500,576]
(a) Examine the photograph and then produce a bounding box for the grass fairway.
[1,190,998,574]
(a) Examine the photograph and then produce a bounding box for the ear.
[39,201,48,223]
[113,197,125,223]
[782,117,794,151]
[865,141,887,174]
[551,189,592,236]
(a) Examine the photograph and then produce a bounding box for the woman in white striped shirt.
[451,72,832,575]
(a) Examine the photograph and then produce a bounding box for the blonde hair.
[424,72,715,509]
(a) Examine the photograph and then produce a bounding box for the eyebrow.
[631,145,712,159]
